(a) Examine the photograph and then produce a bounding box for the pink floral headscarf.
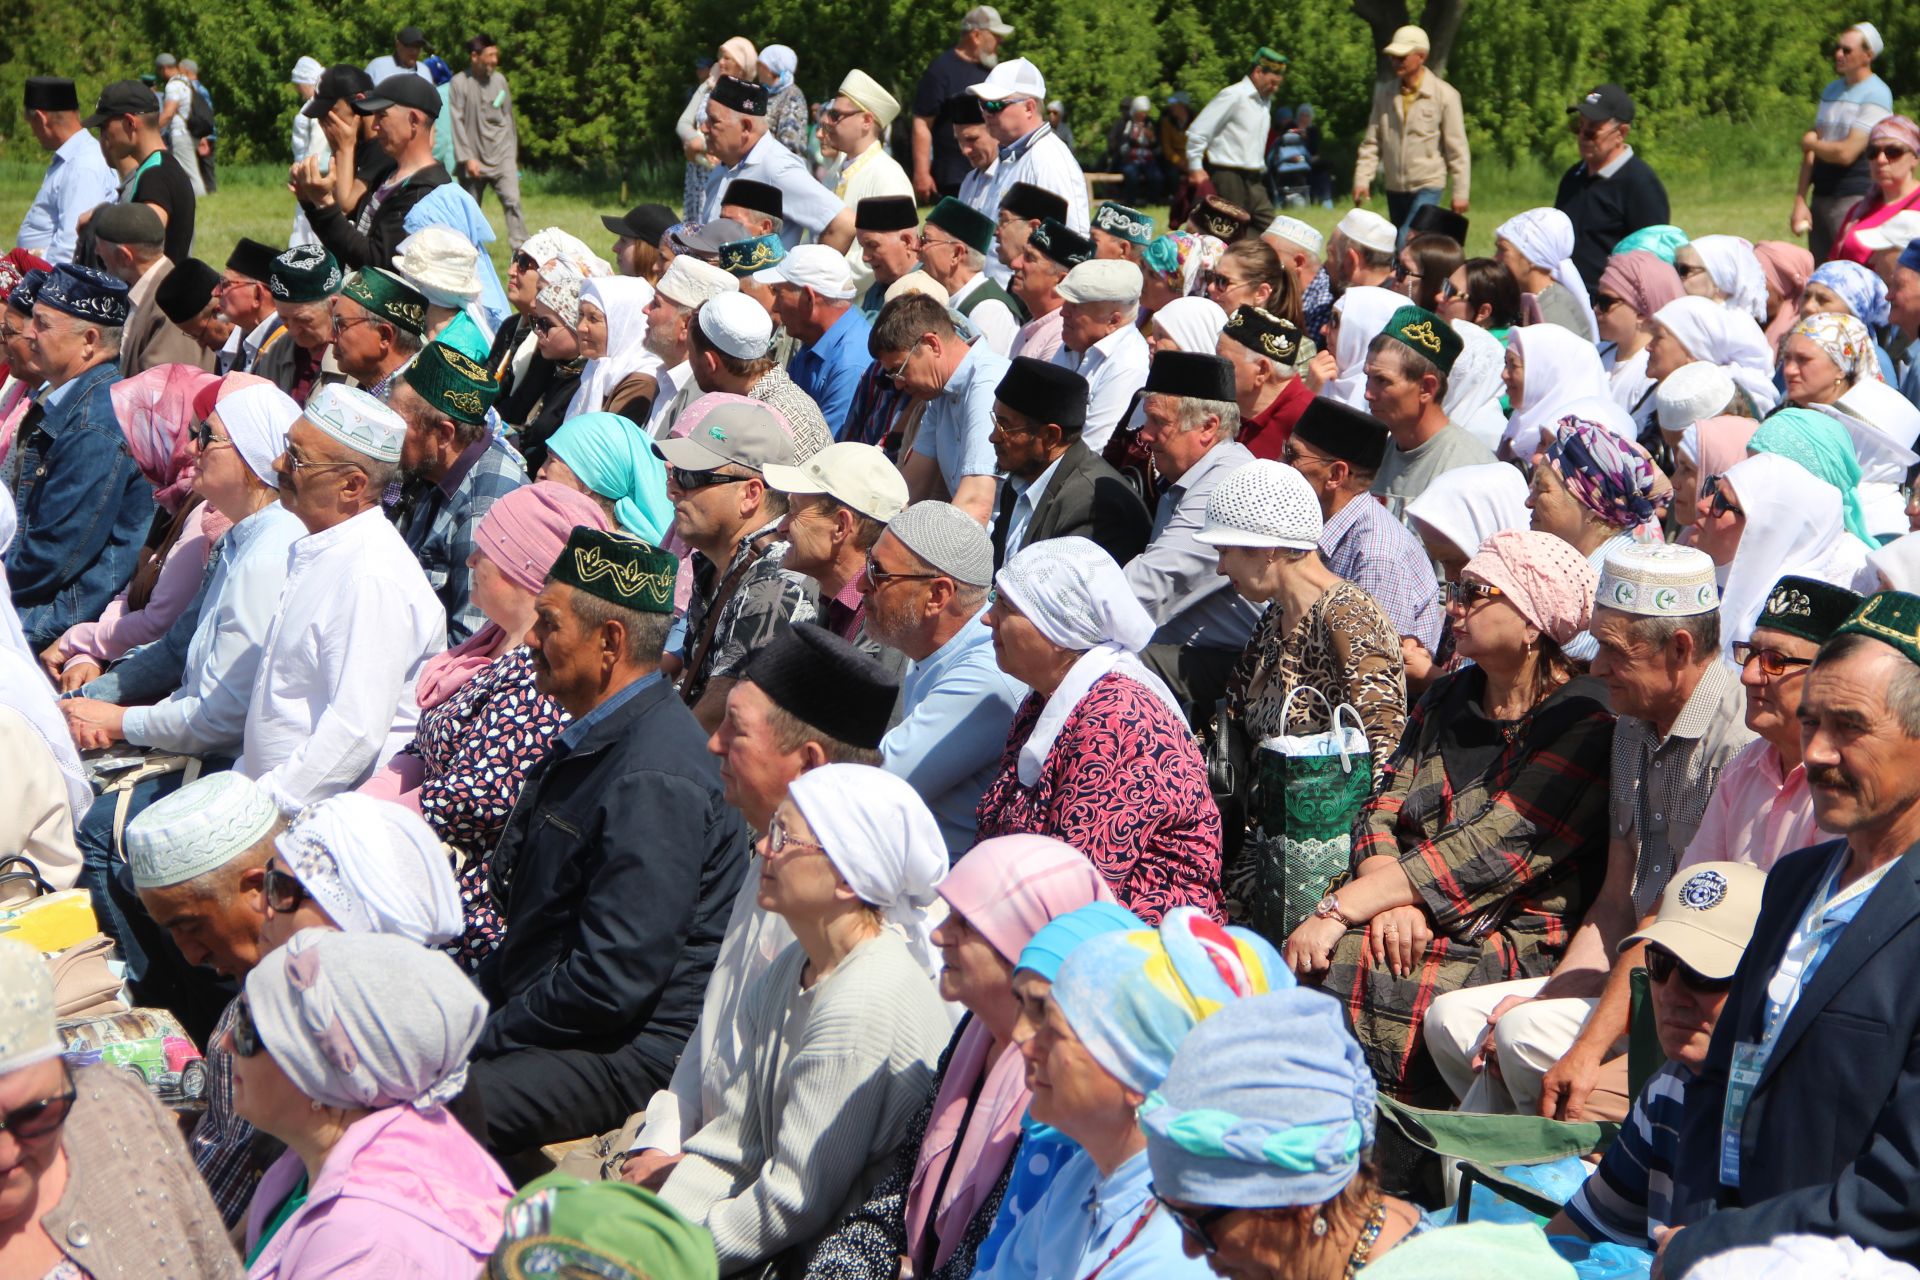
[108,363,221,512]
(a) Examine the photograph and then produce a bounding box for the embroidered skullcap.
[719,233,784,279]
[1220,305,1302,366]
[302,382,406,463]
[268,243,343,303]
[1596,542,1720,619]
[125,771,279,889]
[403,341,499,426]
[1833,591,1920,669]
[709,74,766,117]
[1262,215,1324,257]
[0,939,58,1074]
[272,794,463,945]
[1468,528,1601,644]
[1194,459,1323,551]
[35,263,130,326]
[245,929,486,1111]
[655,255,738,310]
[886,500,994,587]
[6,267,48,316]
[1028,219,1095,270]
[492,1174,718,1280]
[340,266,429,335]
[1194,195,1252,242]
[1093,202,1155,247]
[1542,418,1663,529]
[1379,303,1461,374]
[1655,362,1736,435]
[1753,575,1861,647]
[1141,988,1374,1208]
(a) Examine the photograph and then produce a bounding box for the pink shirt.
[1010,308,1065,364]
[1679,737,1831,874]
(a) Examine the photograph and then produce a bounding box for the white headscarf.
[1653,296,1780,417]
[993,536,1187,787]
[290,56,324,87]
[1685,1234,1919,1280]
[0,491,91,828]
[1691,235,1769,324]
[1152,297,1229,354]
[787,764,948,980]
[1321,285,1403,409]
[1404,462,1531,561]
[272,794,463,946]
[1443,319,1509,451]
[1824,381,1920,538]
[1718,452,1851,661]
[1868,533,1920,593]
[1500,323,1609,461]
[0,489,33,668]
[213,384,302,489]
[1496,208,1596,338]
[568,276,664,418]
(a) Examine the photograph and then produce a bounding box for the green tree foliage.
[0,0,1912,177]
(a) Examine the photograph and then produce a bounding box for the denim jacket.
[7,358,155,649]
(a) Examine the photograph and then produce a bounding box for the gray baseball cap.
[652,402,797,473]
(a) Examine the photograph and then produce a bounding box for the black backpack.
[186,87,215,140]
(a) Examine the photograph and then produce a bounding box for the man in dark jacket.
[1662,596,1920,1275]
[473,527,751,1156]
[294,74,450,271]
[988,355,1150,568]
[9,263,153,649]
[1553,84,1670,291]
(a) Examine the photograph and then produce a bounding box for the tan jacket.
[122,257,217,378]
[1353,70,1471,200]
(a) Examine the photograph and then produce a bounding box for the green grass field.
[0,114,1808,275]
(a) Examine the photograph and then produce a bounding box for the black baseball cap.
[302,65,374,118]
[352,74,443,119]
[81,80,160,128]
[601,202,679,242]
[396,25,427,46]
[1572,84,1635,124]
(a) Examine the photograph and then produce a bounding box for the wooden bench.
[1084,172,1125,200]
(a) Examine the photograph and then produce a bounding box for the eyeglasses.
[329,313,378,336]
[264,862,308,914]
[861,555,945,590]
[1644,945,1732,993]
[917,234,964,256]
[189,419,233,451]
[1151,1187,1235,1255]
[1281,441,1331,470]
[1732,642,1815,679]
[669,466,751,491]
[877,339,923,384]
[1702,474,1743,518]
[764,816,827,858]
[231,998,264,1059]
[1445,580,1504,608]
[281,435,363,475]
[0,1064,76,1141]
[1868,146,1914,162]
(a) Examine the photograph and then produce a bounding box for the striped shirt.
[1563,1061,1690,1248]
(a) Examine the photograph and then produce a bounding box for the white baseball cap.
[1336,209,1398,256]
[967,58,1046,104]
[656,255,738,309]
[1056,259,1144,304]
[1855,210,1920,253]
[752,244,857,301]
[1263,214,1325,258]
[763,441,909,522]
[697,292,774,360]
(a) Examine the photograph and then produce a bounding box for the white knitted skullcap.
[886,500,994,587]
[1263,215,1325,258]
[125,771,279,889]
[1194,459,1325,551]
[1655,361,1736,435]
[1597,543,1720,617]
[302,383,405,463]
[698,292,774,360]
[0,939,59,1074]
[656,255,738,310]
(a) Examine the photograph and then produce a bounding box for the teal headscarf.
[1611,224,1688,264]
[544,413,673,544]
[1748,408,1876,548]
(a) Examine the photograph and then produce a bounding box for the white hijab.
[787,764,948,982]
[0,491,92,825]
[1321,285,1404,409]
[1444,318,1510,451]
[272,793,463,946]
[1815,392,1920,540]
[1151,296,1229,353]
[1652,296,1780,417]
[1718,452,1854,661]
[1691,235,1769,325]
[1868,533,1920,594]
[213,384,302,489]
[1501,323,1609,461]
[567,276,664,417]
[1404,461,1531,561]
[1496,208,1596,338]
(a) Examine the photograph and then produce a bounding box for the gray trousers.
[1209,166,1275,230]
[1809,191,1857,264]
[462,169,528,249]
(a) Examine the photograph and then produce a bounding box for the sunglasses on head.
[1732,642,1814,679]
[670,466,751,491]
[1644,945,1732,993]
[0,1064,76,1140]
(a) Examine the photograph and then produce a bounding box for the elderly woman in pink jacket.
[234,928,511,1279]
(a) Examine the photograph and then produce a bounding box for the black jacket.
[476,675,750,1071]
[1553,153,1670,292]
[1666,838,1920,1273]
[302,161,452,271]
[991,439,1154,570]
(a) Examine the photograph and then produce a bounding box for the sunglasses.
[511,252,538,272]
[819,105,859,124]
[1437,278,1463,302]
[1868,146,1914,162]
[265,863,308,914]
[1392,260,1419,282]
[1701,474,1743,518]
[1592,293,1626,313]
[1152,1187,1235,1255]
[531,316,563,334]
[1732,642,1815,679]
[231,998,263,1059]
[0,1065,76,1141]
[1675,262,1707,279]
[981,99,1019,114]
[1644,945,1732,993]
[670,466,751,491]
[189,419,232,451]
[1445,580,1504,607]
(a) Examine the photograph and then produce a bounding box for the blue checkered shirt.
[397,430,529,643]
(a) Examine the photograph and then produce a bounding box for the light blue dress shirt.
[703,132,845,248]
[1002,453,1065,562]
[18,129,118,264]
[971,1147,1211,1280]
[881,608,1027,854]
[788,305,872,438]
[910,339,1010,496]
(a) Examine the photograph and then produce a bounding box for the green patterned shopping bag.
[1246,686,1372,943]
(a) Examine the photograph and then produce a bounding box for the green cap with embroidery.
[718,233,784,279]
[926,197,995,255]
[267,244,343,304]
[1380,304,1462,375]
[403,341,499,426]
[1830,590,1920,667]
[546,527,678,616]
[1254,46,1289,71]
[488,1172,717,1280]
[1755,575,1861,647]
[341,266,429,335]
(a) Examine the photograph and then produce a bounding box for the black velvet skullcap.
[745,623,900,749]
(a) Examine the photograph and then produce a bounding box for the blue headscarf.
[404,183,511,330]
[1611,224,1689,264]
[1809,260,1891,328]
[1016,902,1145,981]
[1749,407,1877,548]
[544,413,674,544]
[759,45,797,92]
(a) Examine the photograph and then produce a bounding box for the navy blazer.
[1665,838,1920,1274]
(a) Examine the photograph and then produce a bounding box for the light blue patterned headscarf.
[1748,407,1876,548]
[1611,224,1688,264]
[1141,989,1375,1209]
[545,412,673,544]
[1809,260,1891,328]
[759,45,797,92]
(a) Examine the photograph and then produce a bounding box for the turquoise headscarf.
[1748,407,1876,548]
[1611,224,1688,264]
[544,413,673,544]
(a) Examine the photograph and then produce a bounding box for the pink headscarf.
[1870,114,1920,156]
[1596,251,1684,323]
[416,482,611,708]
[1464,529,1599,646]
[905,836,1114,1273]
[1680,414,1761,481]
[109,363,220,512]
[1753,241,1815,349]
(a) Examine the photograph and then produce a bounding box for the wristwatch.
[1313,893,1350,925]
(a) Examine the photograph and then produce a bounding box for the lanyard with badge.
[1719,847,1896,1188]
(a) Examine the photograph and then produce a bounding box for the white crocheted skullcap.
[1195,458,1325,551]
[886,500,994,587]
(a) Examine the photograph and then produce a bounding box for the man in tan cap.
[1352,24,1470,240]
[765,441,908,654]
[825,70,912,295]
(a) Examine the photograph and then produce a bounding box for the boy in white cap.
[756,244,871,437]
[824,70,914,297]
[241,384,446,815]
[1050,259,1150,452]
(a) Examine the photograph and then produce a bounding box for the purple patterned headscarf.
[1544,416,1664,529]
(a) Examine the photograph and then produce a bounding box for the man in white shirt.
[952,93,1002,230]
[239,384,446,815]
[365,25,435,85]
[18,77,118,264]
[700,75,855,252]
[1049,259,1150,453]
[917,197,1023,356]
[965,59,1089,236]
[1186,46,1288,227]
[643,254,738,436]
[155,55,205,197]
